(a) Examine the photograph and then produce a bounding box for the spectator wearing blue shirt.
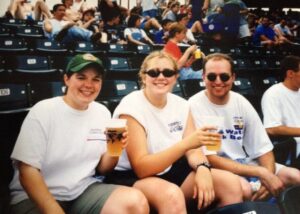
[253,16,280,48]
[154,19,173,44]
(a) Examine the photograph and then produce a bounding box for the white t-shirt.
[141,0,157,12]
[261,83,300,155]
[124,28,147,41]
[10,97,110,204]
[114,90,189,174]
[188,90,273,164]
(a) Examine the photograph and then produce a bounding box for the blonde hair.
[139,51,178,88]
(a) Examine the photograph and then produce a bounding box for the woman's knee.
[125,188,150,213]
[212,170,244,204]
[162,183,186,213]
[104,187,149,214]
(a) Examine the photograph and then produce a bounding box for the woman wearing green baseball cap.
[9,53,149,214]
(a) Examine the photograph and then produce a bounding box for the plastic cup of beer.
[106,119,127,157]
[201,116,224,151]
[194,49,202,59]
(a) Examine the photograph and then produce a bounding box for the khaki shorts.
[10,182,118,214]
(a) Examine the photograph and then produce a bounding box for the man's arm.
[207,154,264,177]
[43,19,53,34]
[266,126,300,137]
[19,162,65,214]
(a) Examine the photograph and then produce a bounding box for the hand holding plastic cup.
[201,116,224,151]
[106,119,127,157]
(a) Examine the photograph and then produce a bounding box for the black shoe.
[90,32,102,44]
[55,27,71,42]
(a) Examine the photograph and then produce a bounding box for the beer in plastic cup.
[201,116,224,151]
[194,49,202,59]
[106,119,127,156]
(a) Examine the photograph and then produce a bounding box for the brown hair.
[138,51,178,88]
[203,53,235,74]
[168,22,186,39]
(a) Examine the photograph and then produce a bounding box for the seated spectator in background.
[43,4,102,45]
[9,53,149,214]
[137,0,158,18]
[71,0,90,15]
[130,6,162,32]
[186,11,204,34]
[103,11,127,44]
[154,18,173,44]
[205,0,224,18]
[189,53,300,201]
[8,0,52,20]
[105,51,243,212]
[188,0,209,22]
[78,9,98,33]
[78,9,108,43]
[163,23,203,80]
[226,0,251,39]
[98,0,128,24]
[163,1,180,22]
[262,55,300,168]
[274,19,295,44]
[177,13,200,44]
[124,14,155,45]
[253,16,281,48]
[62,0,82,22]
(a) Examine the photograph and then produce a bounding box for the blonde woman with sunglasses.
[104,51,243,213]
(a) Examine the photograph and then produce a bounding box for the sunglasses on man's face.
[144,69,177,78]
[206,73,231,82]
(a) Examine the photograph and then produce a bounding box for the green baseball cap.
[66,53,104,75]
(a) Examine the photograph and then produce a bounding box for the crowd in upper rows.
[4,0,300,47]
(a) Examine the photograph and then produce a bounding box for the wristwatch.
[196,162,212,171]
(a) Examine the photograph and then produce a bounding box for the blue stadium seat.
[0,26,11,37]
[180,79,205,99]
[0,83,29,113]
[73,41,106,54]
[103,57,139,80]
[207,201,281,214]
[29,82,65,106]
[34,39,68,55]
[105,43,135,56]
[0,38,28,53]
[97,79,139,113]
[5,55,60,82]
[15,26,44,39]
[172,81,184,97]
[278,185,300,214]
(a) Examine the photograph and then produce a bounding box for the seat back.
[0,38,28,53]
[0,83,29,113]
[73,41,105,54]
[15,26,44,39]
[34,39,68,54]
[29,82,65,106]
[9,55,56,74]
[180,79,205,99]
[278,185,300,214]
[97,80,139,113]
[207,201,281,214]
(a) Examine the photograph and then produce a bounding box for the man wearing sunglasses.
[188,53,300,201]
[261,55,300,169]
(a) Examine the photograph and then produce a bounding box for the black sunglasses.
[206,73,231,82]
[144,69,177,78]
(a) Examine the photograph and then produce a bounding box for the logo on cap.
[83,53,97,62]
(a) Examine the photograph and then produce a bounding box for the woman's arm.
[19,162,65,214]
[177,45,197,69]
[123,112,220,178]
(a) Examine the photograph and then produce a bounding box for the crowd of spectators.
[3,0,299,48]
